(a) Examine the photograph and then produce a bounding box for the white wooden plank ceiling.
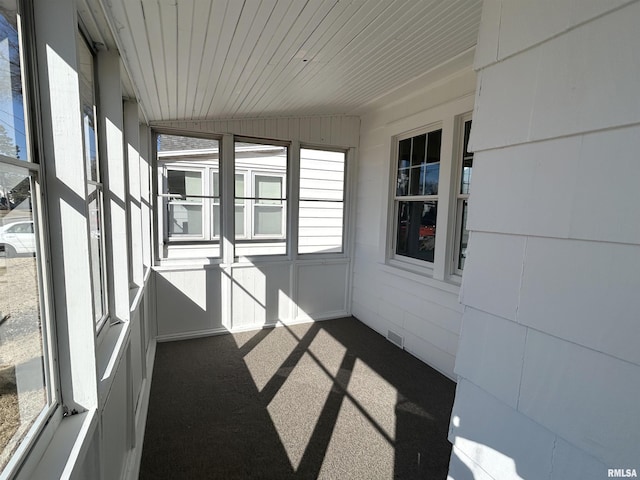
[98,0,482,121]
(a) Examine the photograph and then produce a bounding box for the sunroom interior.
[0,0,638,479]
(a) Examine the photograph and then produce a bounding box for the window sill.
[380,260,461,295]
[28,409,98,480]
[97,320,130,405]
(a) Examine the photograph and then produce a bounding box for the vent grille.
[387,330,404,349]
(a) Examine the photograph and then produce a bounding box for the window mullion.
[221,133,235,264]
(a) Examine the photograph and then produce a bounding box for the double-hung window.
[393,127,442,264]
[158,133,220,258]
[389,114,473,281]
[77,31,108,329]
[0,1,56,476]
[454,116,473,273]
[253,173,285,237]
[234,140,287,257]
[167,167,205,238]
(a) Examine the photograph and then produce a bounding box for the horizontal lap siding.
[451,1,640,478]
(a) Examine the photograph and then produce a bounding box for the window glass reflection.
[396,201,437,263]
[0,164,47,474]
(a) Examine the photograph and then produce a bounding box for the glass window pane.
[211,204,220,237]
[87,184,105,322]
[211,172,219,199]
[463,119,472,157]
[167,170,201,200]
[423,129,441,195]
[460,120,473,195]
[298,148,345,254]
[235,174,244,205]
[397,130,441,197]
[410,134,426,167]
[0,4,27,163]
[235,206,244,237]
[168,204,202,236]
[0,164,48,474]
[458,200,469,270]
[158,134,218,154]
[397,139,411,196]
[254,206,282,236]
[395,200,437,263]
[235,141,287,255]
[255,175,282,205]
[77,33,98,182]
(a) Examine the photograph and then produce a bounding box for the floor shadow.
[139,317,456,479]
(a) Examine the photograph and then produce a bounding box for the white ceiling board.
[193,0,244,117]
[77,0,114,50]
[204,0,267,117]
[100,0,482,122]
[219,0,300,115]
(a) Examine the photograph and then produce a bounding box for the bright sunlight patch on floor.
[307,329,347,377]
[267,351,338,470]
[318,396,395,479]
[242,327,299,391]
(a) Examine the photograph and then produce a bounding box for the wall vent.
[387,330,404,349]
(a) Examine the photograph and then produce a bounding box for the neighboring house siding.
[353,68,477,380]
[449,1,640,479]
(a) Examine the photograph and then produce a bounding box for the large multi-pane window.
[77,32,108,328]
[298,148,345,254]
[454,117,473,273]
[157,134,351,260]
[393,127,442,263]
[0,2,55,476]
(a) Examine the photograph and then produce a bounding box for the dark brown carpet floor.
[139,317,455,479]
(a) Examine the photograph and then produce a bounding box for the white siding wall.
[152,116,359,340]
[354,69,477,380]
[449,1,640,478]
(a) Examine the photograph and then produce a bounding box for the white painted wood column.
[288,140,300,258]
[33,0,98,411]
[139,125,152,271]
[124,101,143,288]
[220,133,234,329]
[97,50,129,322]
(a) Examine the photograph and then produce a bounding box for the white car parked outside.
[0,220,36,257]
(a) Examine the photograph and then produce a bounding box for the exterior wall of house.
[353,68,477,380]
[150,116,359,340]
[448,1,640,478]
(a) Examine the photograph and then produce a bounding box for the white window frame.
[77,30,109,331]
[233,170,247,239]
[452,113,473,277]
[250,170,286,239]
[390,122,442,270]
[297,145,348,256]
[163,164,208,241]
[233,138,289,260]
[0,2,61,476]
